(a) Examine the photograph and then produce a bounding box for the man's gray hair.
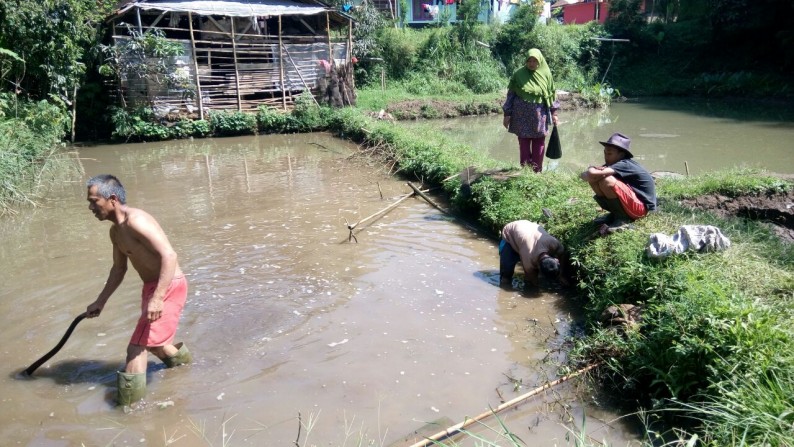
[86,174,126,204]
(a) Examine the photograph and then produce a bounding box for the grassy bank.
[318,106,794,445]
[355,87,504,119]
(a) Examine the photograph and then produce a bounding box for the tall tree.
[0,0,110,104]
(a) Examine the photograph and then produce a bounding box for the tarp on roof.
[550,0,581,8]
[115,0,331,18]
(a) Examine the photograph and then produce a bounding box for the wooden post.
[70,85,77,143]
[187,12,205,118]
[136,7,143,34]
[326,12,333,64]
[348,18,355,90]
[230,17,242,111]
[278,16,286,110]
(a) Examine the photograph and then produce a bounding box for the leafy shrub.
[454,55,505,94]
[491,2,544,72]
[378,27,419,80]
[351,1,388,87]
[291,91,332,130]
[416,27,461,68]
[208,110,257,136]
[171,119,210,138]
[528,21,603,92]
[257,106,292,133]
[398,72,469,96]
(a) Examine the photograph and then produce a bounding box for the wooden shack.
[106,0,355,117]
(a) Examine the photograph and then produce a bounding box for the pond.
[405,96,794,175]
[0,133,640,445]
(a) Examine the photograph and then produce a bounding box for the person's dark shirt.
[609,159,657,211]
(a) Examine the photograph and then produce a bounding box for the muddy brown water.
[407,97,794,175]
[0,134,640,446]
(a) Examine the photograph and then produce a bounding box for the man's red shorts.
[130,275,187,347]
[614,180,647,220]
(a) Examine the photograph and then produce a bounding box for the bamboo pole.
[348,18,355,91]
[282,46,320,106]
[326,13,333,64]
[187,12,205,118]
[348,192,415,232]
[344,186,433,243]
[70,85,77,143]
[230,17,242,111]
[243,155,250,193]
[136,7,143,34]
[407,182,449,215]
[408,363,600,447]
[278,16,286,110]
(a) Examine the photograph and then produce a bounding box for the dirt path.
[680,188,794,242]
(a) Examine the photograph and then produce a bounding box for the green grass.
[355,86,503,114]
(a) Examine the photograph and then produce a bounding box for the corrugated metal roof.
[115,0,332,17]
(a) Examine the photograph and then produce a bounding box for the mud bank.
[680,188,794,242]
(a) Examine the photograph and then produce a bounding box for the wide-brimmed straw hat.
[599,132,633,158]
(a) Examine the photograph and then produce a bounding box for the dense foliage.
[604,0,794,96]
[0,0,109,211]
[0,0,109,105]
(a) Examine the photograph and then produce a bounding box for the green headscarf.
[507,48,555,107]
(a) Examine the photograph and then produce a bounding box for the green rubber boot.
[163,342,192,368]
[117,372,146,407]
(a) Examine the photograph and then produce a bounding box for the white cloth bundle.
[646,225,731,258]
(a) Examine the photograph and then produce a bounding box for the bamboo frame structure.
[106,1,354,115]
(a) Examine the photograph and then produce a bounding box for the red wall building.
[561,1,610,24]
[553,0,650,25]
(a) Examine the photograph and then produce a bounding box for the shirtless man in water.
[85,174,191,407]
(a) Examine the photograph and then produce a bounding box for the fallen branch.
[408,363,600,447]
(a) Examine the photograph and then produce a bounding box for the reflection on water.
[405,97,794,175]
[0,133,640,445]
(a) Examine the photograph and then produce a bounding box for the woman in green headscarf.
[502,48,559,172]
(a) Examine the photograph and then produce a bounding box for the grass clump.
[656,168,791,199]
[0,94,72,214]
